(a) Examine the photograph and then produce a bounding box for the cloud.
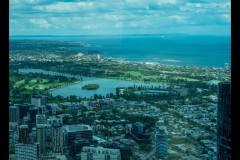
[30,19,51,29]
[156,0,178,5]
[34,1,95,12]
[10,0,231,35]
[169,15,186,23]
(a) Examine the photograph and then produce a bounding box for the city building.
[23,116,31,126]
[9,130,17,146]
[46,103,58,115]
[36,114,47,125]
[155,122,168,159]
[9,105,19,122]
[131,122,145,137]
[44,124,52,147]
[41,154,67,160]
[30,127,37,144]
[15,143,40,160]
[29,107,38,124]
[52,123,63,154]
[224,63,229,70]
[9,122,18,132]
[38,105,47,114]
[130,122,150,143]
[217,82,231,160]
[47,116,63,125]
[37,124,46,155]
[73,139,90,155]
[31,94,48,108]
[19,125,30,144]
[97,53,101,60]
[18,104,35,120]
[64,124,93,146]
[81,146,121,160]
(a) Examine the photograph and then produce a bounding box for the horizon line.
[9,33,231,37]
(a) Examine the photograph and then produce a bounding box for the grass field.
[172,77,199,82]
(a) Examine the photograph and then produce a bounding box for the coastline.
[47,80,82,91]
[107,57,227,70]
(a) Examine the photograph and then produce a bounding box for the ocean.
[10,34,231,68]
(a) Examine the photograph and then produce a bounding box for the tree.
[100,111,107,119]
[112,107,118,115]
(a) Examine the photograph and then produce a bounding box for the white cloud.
[156,0,178,5]
[221,14,231,23]
[10,0,49,5]
[115,22,124,28]
[82,24,98,29]
[103,15,121,21]
[10,0,231,35]
[169,15,186,23]
[34,1,95,12]
[222,14,230,19]
[30,19,51,29]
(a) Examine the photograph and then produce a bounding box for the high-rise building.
[81,146,121,160]
[18,104,34,120]
[217,82,231,160]
[47,116,63,125]
[131,122,145,138]
[9,106,19,122]
[155,123,168,159]
[74,139,91,155]
[64,124,93,146]
[38,105,47,114]
[19,125,30,144]
[23,116,31,124]
[37,124,46,155]
[52,123,63,154]
[15,143,40,160]
[224,63,229,70]
[130,122,150,143]
[31,94,47,108]
[29,127,37,144]
[44,124,52,143]
[29,107,38,124]
[36,114,47,125]
[47,103,58,115]
[9,130,17,146]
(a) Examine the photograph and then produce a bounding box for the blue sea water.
[10,34,231,68]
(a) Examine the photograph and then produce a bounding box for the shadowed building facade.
[64,124,93,146]
[37,124,46,155]
[217,82,231,160]
[52,123,63,154]
[19,125,30,144]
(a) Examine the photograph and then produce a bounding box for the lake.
[19,69,168,98]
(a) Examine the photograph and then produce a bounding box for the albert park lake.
[19,69,168,98]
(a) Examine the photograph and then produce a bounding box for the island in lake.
[82,84,99,90]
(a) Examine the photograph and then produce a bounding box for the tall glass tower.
[155,120,168,159]
[217,82,231,160]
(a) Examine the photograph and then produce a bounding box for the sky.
[10,0,231,35]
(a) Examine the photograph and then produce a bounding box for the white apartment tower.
[81,146,121,160]
[15,143,40,160]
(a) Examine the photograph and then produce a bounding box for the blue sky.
[10,0,231,35]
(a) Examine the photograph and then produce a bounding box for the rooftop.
[52,123,62,128]
[65,124,92,132]
[134,122,144,127]
[20,125,28,129]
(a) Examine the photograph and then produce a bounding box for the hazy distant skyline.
[10,0,231,35]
